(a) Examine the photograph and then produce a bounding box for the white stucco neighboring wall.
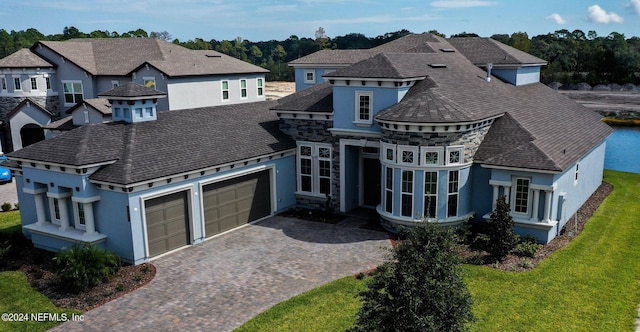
[166,74,266,110]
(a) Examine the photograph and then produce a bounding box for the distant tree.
[333,33,371,49]
[249,45,263,63]
[150,31,172,41]
[490,33,510,44]
[62,26,83,40]
[486,196,518,261]
[427,29,446,38]
[509,32,530,52]
[315,27,331,50]
[451,32,479,38]
[350,222,474,332]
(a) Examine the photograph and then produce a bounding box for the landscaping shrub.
[514,240,543,258]
[350,223,474,332]
[1,202,12,212]
[486,196,518,261]
[53,244,121,293]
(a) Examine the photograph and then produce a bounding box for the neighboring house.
[7,33,612,264]
[0,38,268,152]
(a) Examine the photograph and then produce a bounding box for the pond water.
[605,127,640,174]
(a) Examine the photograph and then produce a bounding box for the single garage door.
[144,191,190,257]
[203,171,271,238]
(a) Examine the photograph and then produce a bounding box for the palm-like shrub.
[53,244,121,293]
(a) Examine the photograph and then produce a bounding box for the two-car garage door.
[144,170,272,258]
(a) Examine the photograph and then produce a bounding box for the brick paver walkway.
[50,215,391,331]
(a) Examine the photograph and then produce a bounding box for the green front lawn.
[236,170,640,331]
[0,210,79,332]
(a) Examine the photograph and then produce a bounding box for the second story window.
[257,78,264,97]
[221,80,229,101]
[30,77,38,90]
[304,70,315,84]
[45,77,51,90]
[62,81,83,105]
[111,80,119,88]
[1,77,6,91]
[14,77,21,90]
[240,79,247,98]
[354,91,373,125]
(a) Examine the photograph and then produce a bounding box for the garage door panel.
[144,191,190,257]
[203,171,271,238]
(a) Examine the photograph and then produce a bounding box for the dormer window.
[304,70,315,84]
[354,91,373,126]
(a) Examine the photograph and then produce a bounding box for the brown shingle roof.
[271,81,333,113]
[97,82,166,98]
[64,98,112,115]
[0,48,55,68]
[448,37,547,66]
[35,38,267,77]
[9,101,295,185]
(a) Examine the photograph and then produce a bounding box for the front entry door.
[362,158,381,207]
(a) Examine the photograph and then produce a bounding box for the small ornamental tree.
[487,195,519,261]
[350,222,474,332]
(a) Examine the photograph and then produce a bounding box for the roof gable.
[0,48,55,68]
[448,37,546,66]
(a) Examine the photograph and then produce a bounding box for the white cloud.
[628,0,640,15]
[430,0,497,8]
[547,13,566,24]
[588,4,624,23]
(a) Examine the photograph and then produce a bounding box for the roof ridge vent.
[429,63,447,68]
[440,48,456,53]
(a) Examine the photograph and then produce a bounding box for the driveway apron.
[50,215,391,331]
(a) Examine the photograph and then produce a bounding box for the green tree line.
[1,27,638,84]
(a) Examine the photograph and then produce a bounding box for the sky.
[1,0,640,42]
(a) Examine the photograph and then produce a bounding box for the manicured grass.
[466,170,640,331]
[235,276,367,332]
[0,210,21,235]
[0,272,80,332]
[235,170,640,331]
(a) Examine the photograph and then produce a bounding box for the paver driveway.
[51,215,391,331]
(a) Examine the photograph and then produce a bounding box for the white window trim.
[49,197,62,225]
[257,78,264,97]
[446,146,465,165]
[62,80,84,106]
[73,202,86,230]
[397,146,419,166]
[574,163,579,184]
[45,76,51,91]
[13,76,22,91]
[29,76,38,91]
[424,171,438,219]
[421,146,443,166]
[1,76,6,91]
[240,79,248,99]
[512,177,531,216]
[400,170,414,218]
[143,76,156,89]
[304,70,315,84]
[382,142,396,163]
[384,166,394,214]
[221,80,230,101]
[111,80,120,88]
[296,142,332,197]
[354,91,373,126]
[447,170,459,218]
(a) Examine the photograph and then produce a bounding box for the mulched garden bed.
[463,181,613,272]
[0,241,155,311]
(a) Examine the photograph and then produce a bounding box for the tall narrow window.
[424,171,438,219]
[385,167,393,213]
[111,80,119,88]
[257,78,264,96]
[14,77,21,90]
[355,91,373,125]
[447,170,459,218]
[77,203,86,226]
[30,77,38,90]
[221,80,229,100]
[574,163,579,182]
[514,177,530,214]
[299,145,312,192]
[240,79,247,98]
[62,81,83,104]
[45,77,51,90]
[401,170,413,217]
[1,77,6,90]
